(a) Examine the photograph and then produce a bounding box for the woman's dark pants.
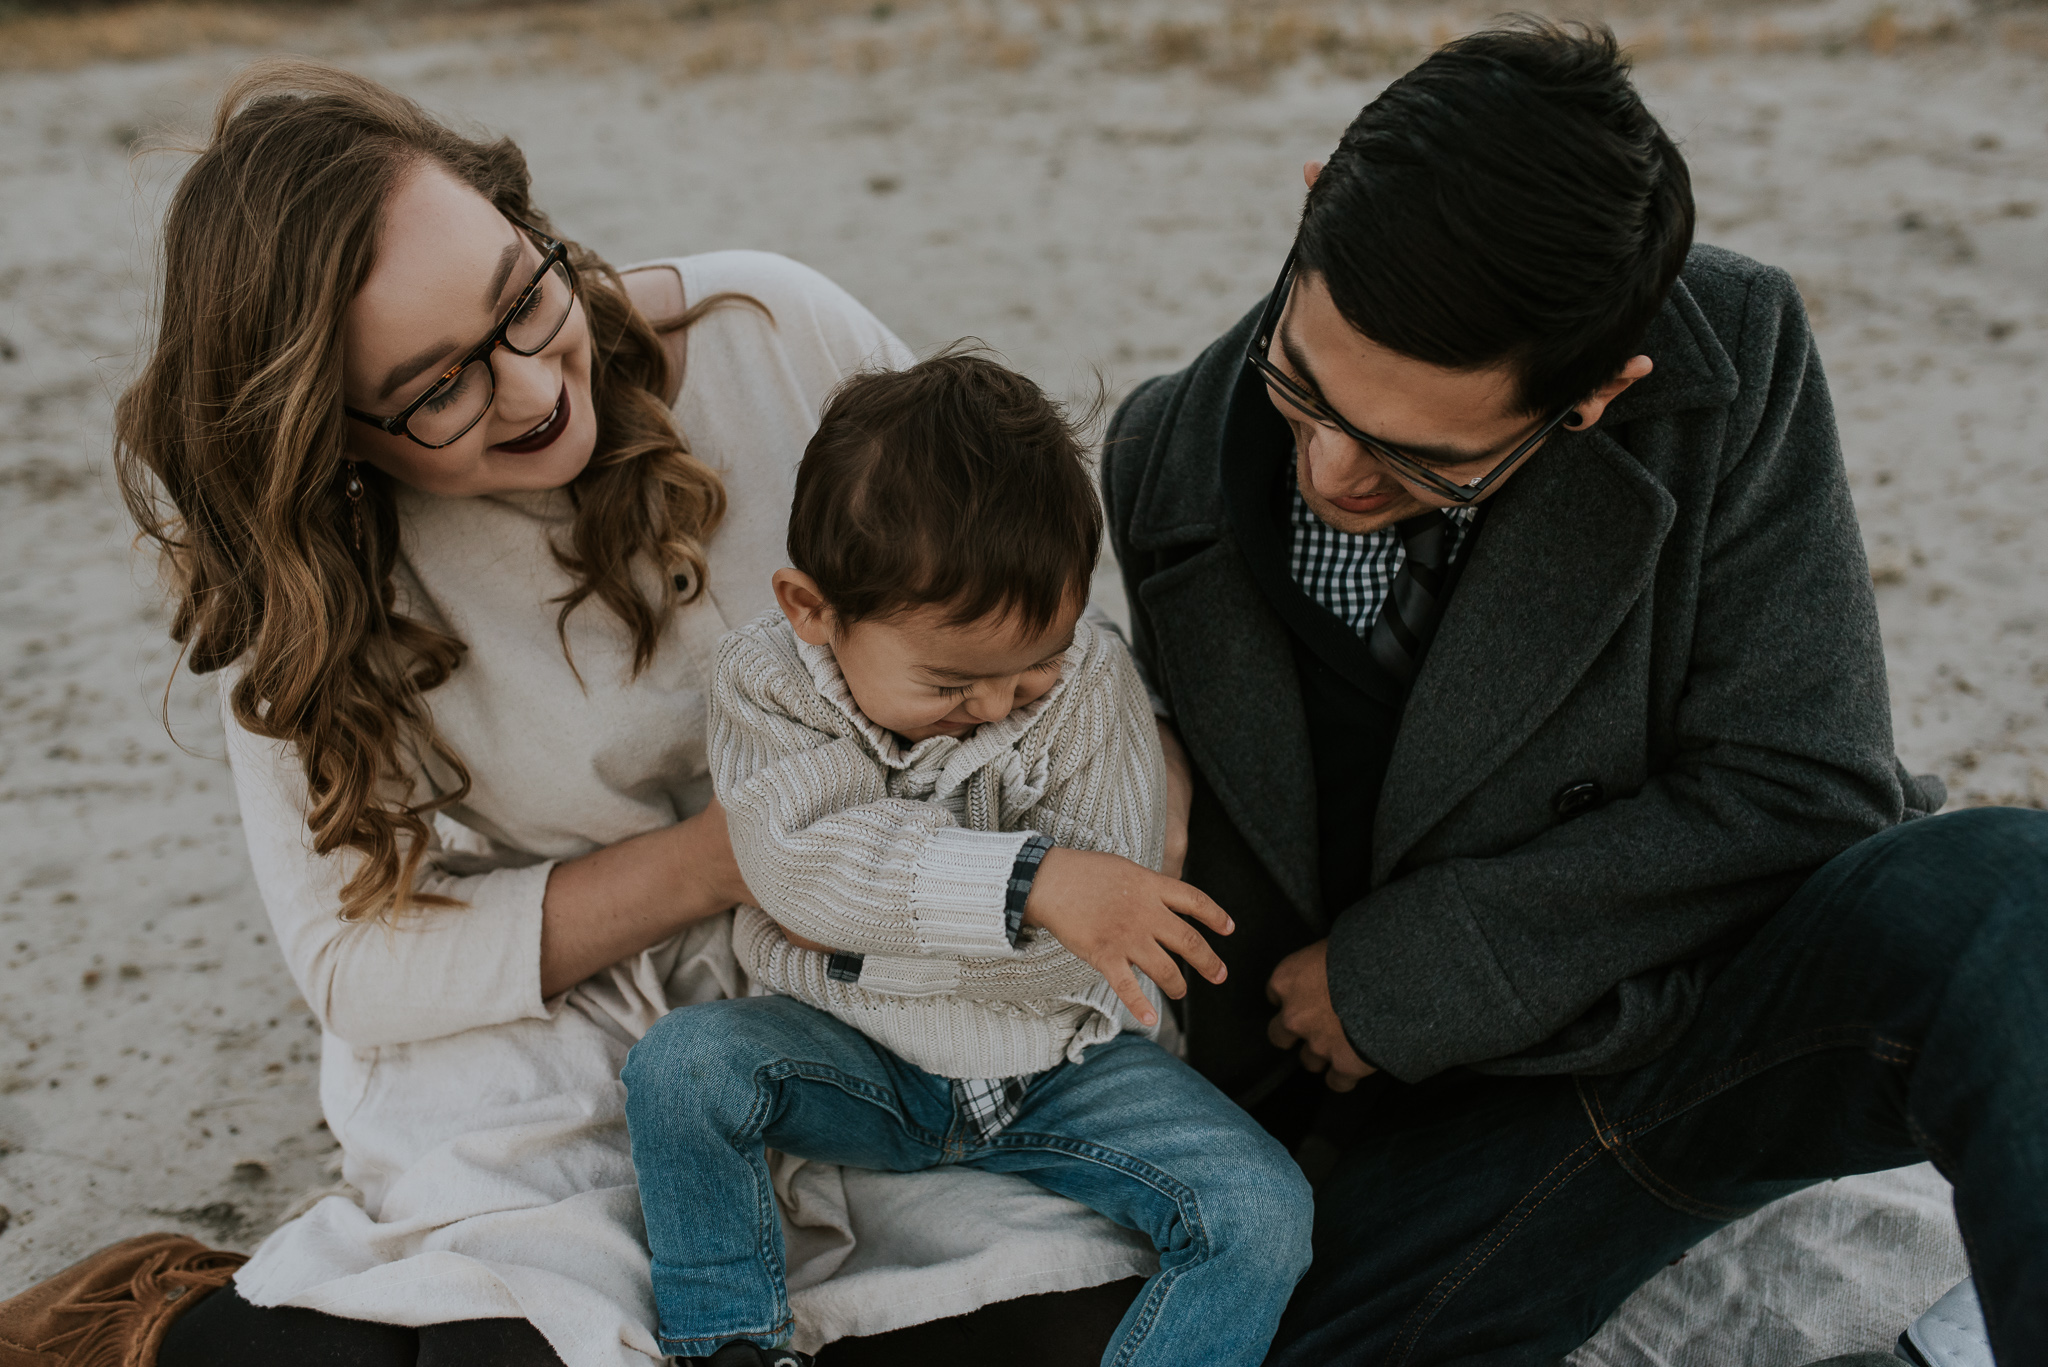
[1266,806,2048,1366]
[152,808,2048,1366]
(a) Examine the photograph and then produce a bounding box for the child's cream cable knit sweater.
[711,612,1167,1079]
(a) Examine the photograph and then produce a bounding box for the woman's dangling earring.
[344,461,365,552]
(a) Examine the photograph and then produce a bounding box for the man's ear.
[1563,354,1655,432]
[1303,159,1324,189]
[772,568,836,646]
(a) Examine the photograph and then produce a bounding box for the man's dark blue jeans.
[1266,806,2048,1367]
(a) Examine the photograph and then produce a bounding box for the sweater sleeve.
[1005,625,1169,873]
[224,695,554,1050]
[728,625,1161,1008]
[711,625,1028,958]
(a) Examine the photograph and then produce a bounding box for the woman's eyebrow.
[378,339,461,402]
[374,236,526,402]
[480,235,523,310]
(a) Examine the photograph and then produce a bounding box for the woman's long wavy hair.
[117,61,736,924]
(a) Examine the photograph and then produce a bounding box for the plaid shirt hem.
[952,1073,1036,1143]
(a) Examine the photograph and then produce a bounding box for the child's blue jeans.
[622,994,1313,1366]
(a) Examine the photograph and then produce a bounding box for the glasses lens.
[1260,366,1329,425]
[504,258,575,356]
[408,357,494,447]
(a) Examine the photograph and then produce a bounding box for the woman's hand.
[538,797,754,998]
[1156,720,1193,880]
[1022,848,1232,1027]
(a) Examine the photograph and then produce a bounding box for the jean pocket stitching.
[1602,1134,1757,1221]
[1602,1024,1884,1140]
[1583,1024,1918,1220]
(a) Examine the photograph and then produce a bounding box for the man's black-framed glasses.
[344,217,579,450]
[1243,250,1577,505]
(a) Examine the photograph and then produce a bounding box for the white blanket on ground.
[1577,1164,1964,1365]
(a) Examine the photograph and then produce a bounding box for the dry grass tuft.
[1136,4,1425,88]
[0,2,292,70]
[1614,4,1979,63]
[0,0,2024,80]
[2001,14,2048,57]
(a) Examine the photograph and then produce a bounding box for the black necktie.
[1368,511,1457,688]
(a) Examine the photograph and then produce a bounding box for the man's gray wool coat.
[1101,243,1945,1084]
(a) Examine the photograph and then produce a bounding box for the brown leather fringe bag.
[0,1234,245,1367]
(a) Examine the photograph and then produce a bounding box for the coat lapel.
[1121,265,1743,902]
[1140,538,1322,924]
[1372,430,1678,881]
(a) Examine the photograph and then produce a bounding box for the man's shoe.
[1897,1278,1991,1367]
[697,1341,814,1367]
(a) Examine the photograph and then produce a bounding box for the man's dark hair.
[788,347,1102,632]
[1296,18,1694,416]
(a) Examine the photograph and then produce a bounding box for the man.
[1102,19,2047,1365]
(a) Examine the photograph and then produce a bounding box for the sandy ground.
[0,0,2042,1337]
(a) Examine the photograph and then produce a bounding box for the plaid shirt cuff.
[1004,833,1053,948]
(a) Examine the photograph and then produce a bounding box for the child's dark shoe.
[694,1341,813,1367]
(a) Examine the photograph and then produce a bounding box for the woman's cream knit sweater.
[713,612,1168,1079]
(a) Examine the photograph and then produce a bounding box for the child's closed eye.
[931,657,1061,699]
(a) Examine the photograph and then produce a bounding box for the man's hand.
[1025,848,1233,1026]
[1155,721,1194,880]
[1267,939,1376,1092]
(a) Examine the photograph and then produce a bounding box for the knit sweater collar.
[793,618,1095,798]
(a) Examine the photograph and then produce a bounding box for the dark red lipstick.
[494,387,570,454]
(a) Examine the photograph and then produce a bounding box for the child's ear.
[772,569,837,646]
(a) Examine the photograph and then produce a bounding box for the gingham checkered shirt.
[1287,487,1477,636]
[951,836,1051,1143]
[951,1075,1034,1143]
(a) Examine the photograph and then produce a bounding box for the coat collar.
[1137,537,1324,923]
[1123,253,1737,915]
[796,618,1092,803]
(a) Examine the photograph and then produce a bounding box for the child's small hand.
[1021,849,1234,1026]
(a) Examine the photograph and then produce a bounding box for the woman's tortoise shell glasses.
[344,216,579,450]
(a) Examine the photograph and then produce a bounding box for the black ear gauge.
[1562,411,1587,430]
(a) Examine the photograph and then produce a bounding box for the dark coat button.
[1553,780,1604,820]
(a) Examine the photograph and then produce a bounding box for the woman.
[36,60,1159,1367]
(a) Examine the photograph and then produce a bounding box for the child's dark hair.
[788,347,1102,633]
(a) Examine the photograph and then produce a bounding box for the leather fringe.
[0,1233,246,1367]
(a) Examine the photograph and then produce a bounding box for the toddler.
[622,351,1313,1367]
